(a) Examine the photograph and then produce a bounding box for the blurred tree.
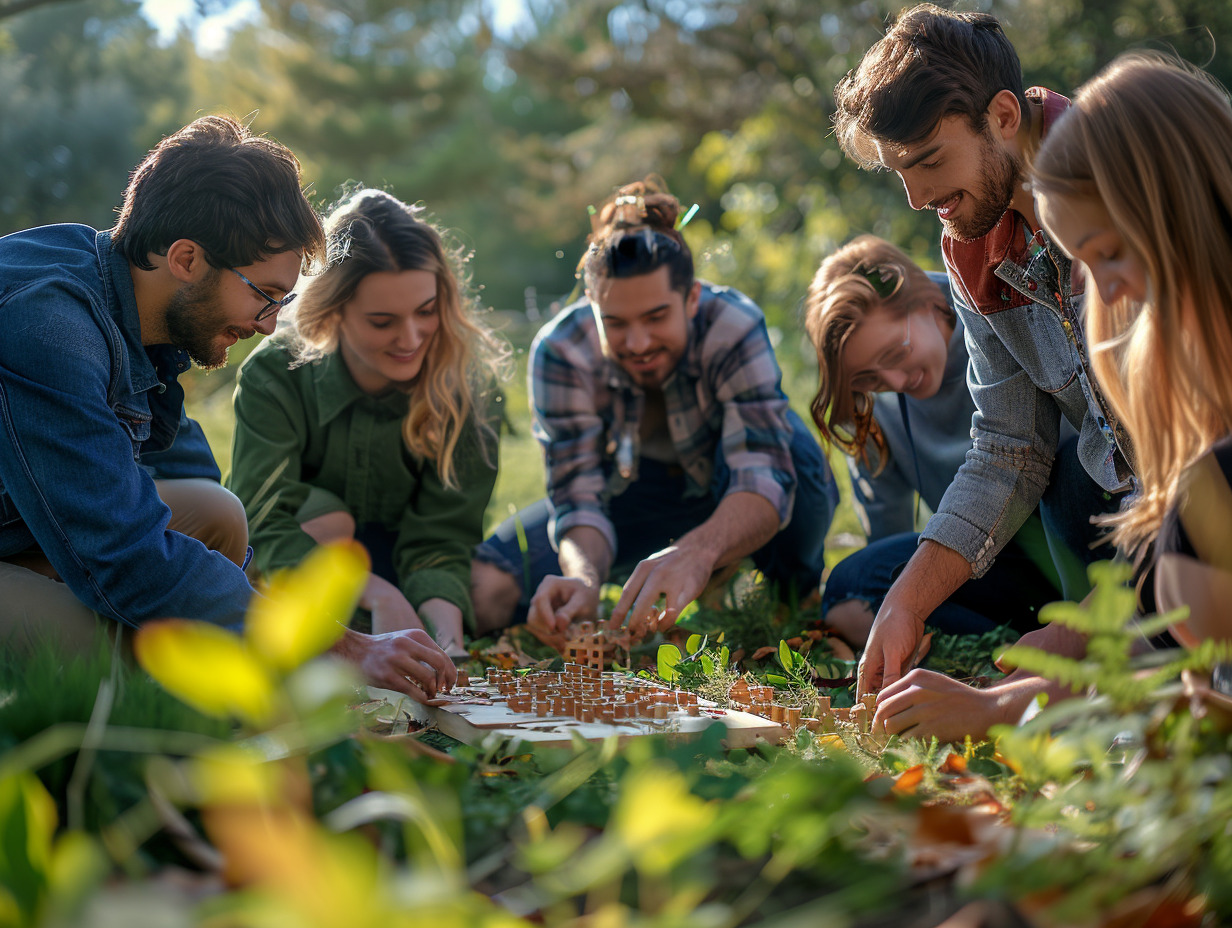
[499,0,1232,328]
[186,0,582,312]
[0,0,194,232]
[0,0,79,19]
[499,0,936,327]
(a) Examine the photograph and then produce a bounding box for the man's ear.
[987,89,1022,140]
[684,280,702,319]
[164,239,210,283]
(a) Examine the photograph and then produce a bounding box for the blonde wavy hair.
[1033,54,1232,555]
[804,235,952,474]
[291,188,507,488]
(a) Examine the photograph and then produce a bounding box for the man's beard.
[165,271,232,371]
[944,132,1023,243]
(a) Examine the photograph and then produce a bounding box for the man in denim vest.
[831,5,1133,738]
[0,117,454,701]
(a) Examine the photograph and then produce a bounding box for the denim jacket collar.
[96,231,191,453]
[98,231,158,400]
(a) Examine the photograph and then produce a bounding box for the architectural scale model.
[400,663,788,749]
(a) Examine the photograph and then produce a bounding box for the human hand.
[856,604,926,698]
[527,575,600,636]
[610,545,711,637]
[335,627,458,703]
[995,622,1087,675]
[872,668,1001,743]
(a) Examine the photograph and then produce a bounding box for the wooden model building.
[392,665,791,749]
[562,621,632,669]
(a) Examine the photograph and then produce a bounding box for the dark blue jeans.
[476,410,838,623]
[822,432,1123,635]
[1038,433,1123,600]
[821,523,1059,636]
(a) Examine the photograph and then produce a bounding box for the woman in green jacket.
[229,189,505,656]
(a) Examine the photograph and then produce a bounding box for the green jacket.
[228,335,500,629]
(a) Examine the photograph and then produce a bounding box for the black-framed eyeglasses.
[228,267,297,322]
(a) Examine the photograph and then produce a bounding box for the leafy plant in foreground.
[977,560,1232,923]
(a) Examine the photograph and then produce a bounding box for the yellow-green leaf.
[612,763,717,874]
[247,542,368,672]
[135,620,276,725]
[190,744,285,806]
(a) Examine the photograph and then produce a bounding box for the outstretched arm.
[527,526,614,635]
[857,539,973,696]
[872,620,1089,742]
[329,627,458,704]
[611,490,778,635]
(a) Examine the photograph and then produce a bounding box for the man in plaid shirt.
[472,182,836,636]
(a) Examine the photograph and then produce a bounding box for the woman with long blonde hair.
[229,188,507,655]
[1033,53,1232,645]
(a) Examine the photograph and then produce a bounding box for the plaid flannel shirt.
[530,282,796,556]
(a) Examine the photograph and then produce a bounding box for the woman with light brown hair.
[1033,53,1232,646]
[806,235,1069,646]
[229,188,508,656]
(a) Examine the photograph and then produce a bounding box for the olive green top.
[227,334,501,630]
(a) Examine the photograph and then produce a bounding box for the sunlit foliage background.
[3,0,1229,540]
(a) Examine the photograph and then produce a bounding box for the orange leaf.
[939,753,968,775]
[750,646,778,661]
[893,765,925,796]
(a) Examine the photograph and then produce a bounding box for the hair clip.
[677,203,700,230]
[613,193,647,219]
[855,263,901,299]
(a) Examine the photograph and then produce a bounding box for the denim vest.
[0,224,250,627]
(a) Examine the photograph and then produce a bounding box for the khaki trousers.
[0,479,248,658]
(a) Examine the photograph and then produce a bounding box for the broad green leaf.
[700,655,715,676]
[135,620,276,725]
[0,772,55,918]
[247,542,368,672]
[191,744,284,806]
[686,634,703,655]
[612,763,717,874]
[657,644,683,684]
[778,639,793,671]
[719,646,730,668]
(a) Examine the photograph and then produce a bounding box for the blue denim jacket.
[0,224,251,627]
[924,217,1134,577]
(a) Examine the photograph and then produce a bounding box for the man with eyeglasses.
[472,182,837,638]
[0,116,456,703]
[831,5,1135,739]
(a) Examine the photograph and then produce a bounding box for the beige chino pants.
[0,479,248,658]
